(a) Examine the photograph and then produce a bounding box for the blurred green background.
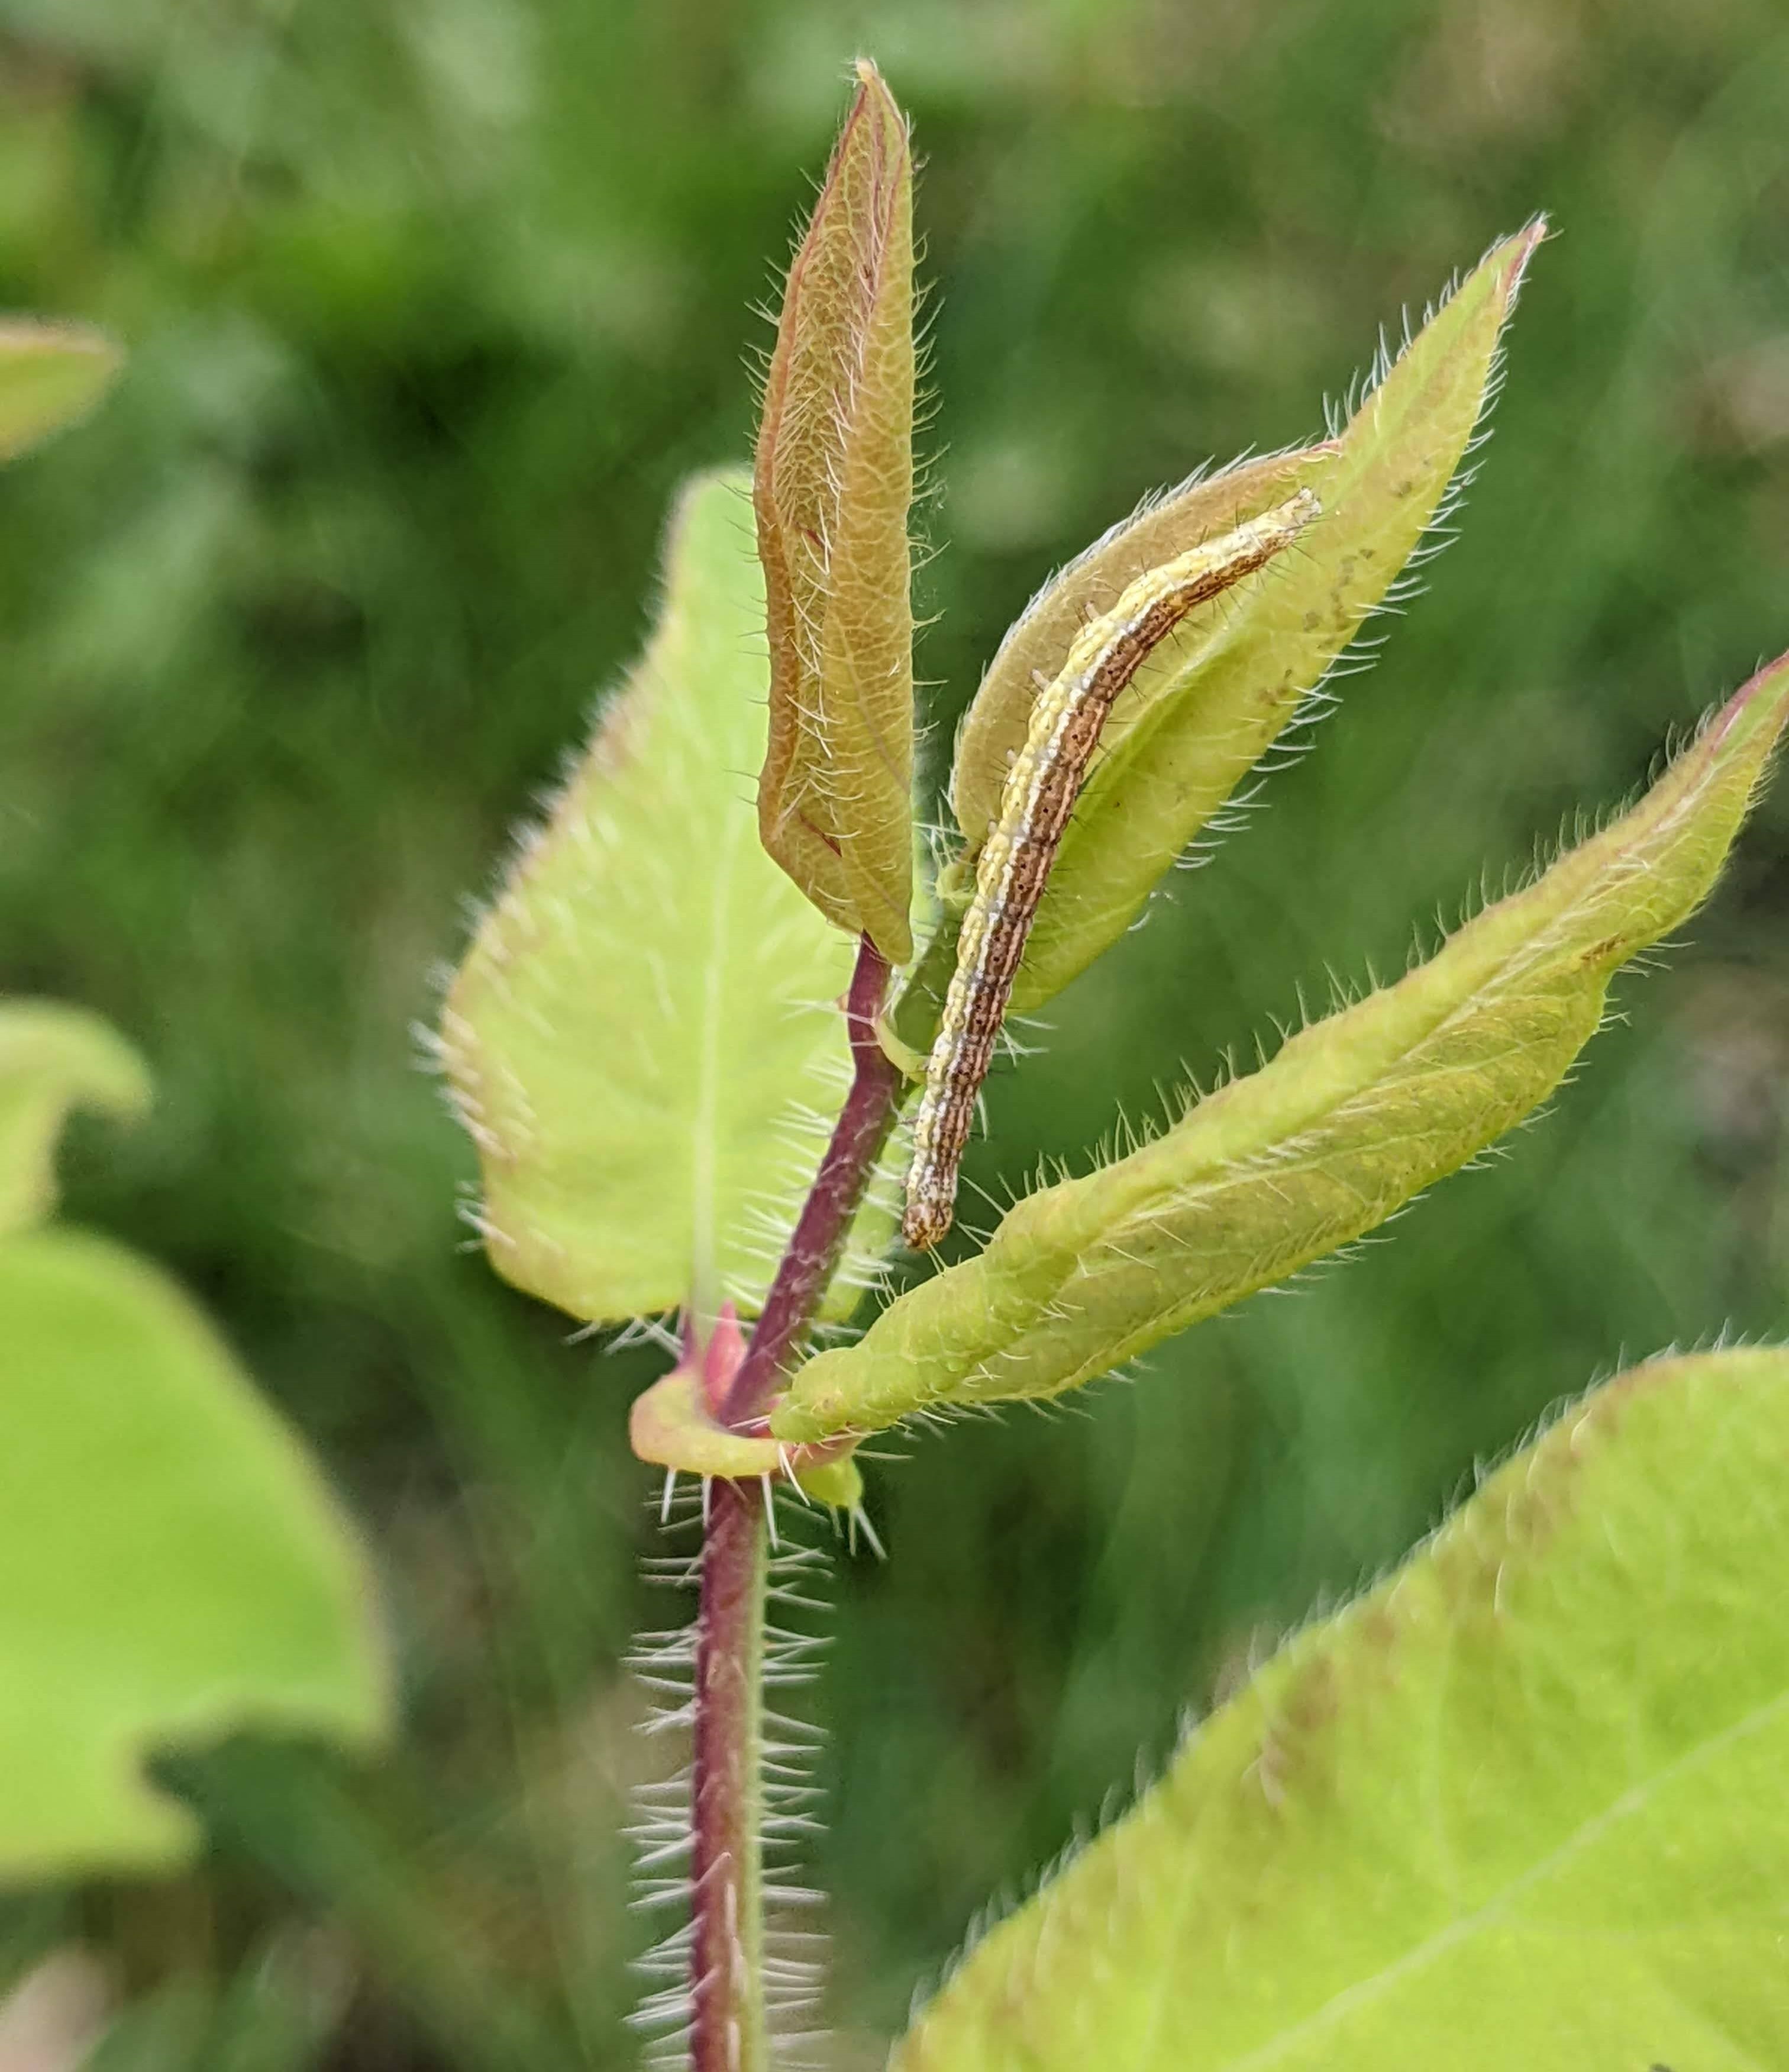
[1,0,1785,2064]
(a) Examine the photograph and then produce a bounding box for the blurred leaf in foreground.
[0,1227,389,1880]
[0,1001,150,1236]
[894,1346,1789,2070]
[754,57,917,966]
[0,321,121,464]
[777,650,1789,1443]
[440,470,893,1330]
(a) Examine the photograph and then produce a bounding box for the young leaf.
[893,1346,1789,2071]
[439,470,891,1330]
[754,57,917,966]
[0,1002,151,1237]
[948,442,1336,853]
[945,225,1543,1017]
[0,1226,388,1879]
[0,321,122,463]
[774,651,1789,1444]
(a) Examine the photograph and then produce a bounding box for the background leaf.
[777,652,1789,1443]
[0,321,121,464]
[894,1345,1789,2070]
[0,1225,387,1880]
[952,225,1543,1017]
[0,1001,150,1236]
[440,469,891,1328]
[754,59,916,965]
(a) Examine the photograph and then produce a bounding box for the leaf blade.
[776,651,1789,1443]
[893,1346,1789,2070]
[440,470,890,1328]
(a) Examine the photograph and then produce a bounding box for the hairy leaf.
[949,443,1336,851]
[945,224,1543,1017]
[775,652,1789,1443]
[0,321,122,463]
[754,58,916,965]
[440,470,891,1328]
[894,1346,1789,2070]
[0,1226,388,1879]
[0,1002,151,1236]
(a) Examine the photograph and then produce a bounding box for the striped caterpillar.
[902,487,1321,1250]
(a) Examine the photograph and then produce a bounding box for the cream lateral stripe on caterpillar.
[902,487,1322,1250]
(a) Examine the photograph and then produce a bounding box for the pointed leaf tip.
[944,227,1548,1018]
[754,60,918,965]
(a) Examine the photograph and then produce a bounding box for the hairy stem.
[690,1475,770,2072]
[688,933,905,2071]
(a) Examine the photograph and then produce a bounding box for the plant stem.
[688,933,906,2071]
[720,935,905,1431]
[690,1474,770,2072]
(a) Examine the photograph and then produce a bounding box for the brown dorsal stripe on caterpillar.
[902,487,1322,1250]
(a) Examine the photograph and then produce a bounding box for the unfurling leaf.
[439,471,892,1330]
[754,57,917,965]
[939,223,1544,1018]
[894,1346,1789,2071]
[774,651,1789,1443]
[0,321,122,464]
[0,1003,151,1237]
[0,1227,389,1879]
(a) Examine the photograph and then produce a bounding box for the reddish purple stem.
[688,933,906,2071]
[690,1475,767,2072]
[720,934,905,1431]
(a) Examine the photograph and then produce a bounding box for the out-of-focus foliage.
[0,1001,147,1232]
[0,1223,389,1880]
[0,318,119,461]
[0,1,1784,2064]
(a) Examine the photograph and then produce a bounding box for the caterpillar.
[902,486,1321,1250]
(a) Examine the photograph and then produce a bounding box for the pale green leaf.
[945,225,1543,1019]
[0,1226,389,1880]
[894,1346,1789,2070]
[775,652,1789,1444]
[0,321,122,464]
[440,469,893,1328]
[754,58,916,965]
[0,1001,151,1236]
[948,442,1336,854]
